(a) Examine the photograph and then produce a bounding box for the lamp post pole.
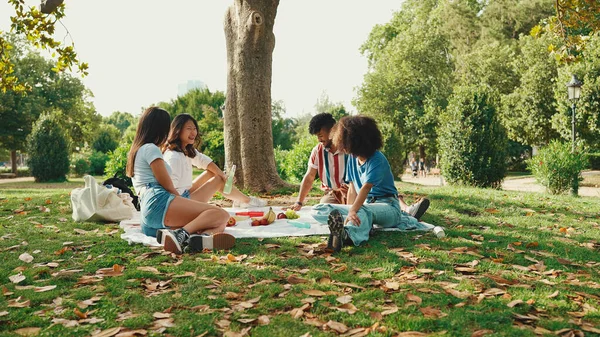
[571,102,576,153]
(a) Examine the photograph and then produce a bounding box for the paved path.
[0,177,34,184]
[400,171,600,197]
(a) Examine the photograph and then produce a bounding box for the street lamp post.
[566,74,583,153]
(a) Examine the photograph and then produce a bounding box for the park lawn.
[0,182,599,337]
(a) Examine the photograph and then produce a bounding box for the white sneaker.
[240,196,267,208]
[406,198,430,220]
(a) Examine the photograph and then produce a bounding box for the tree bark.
[11,150,17,174]
[223,0,287,192]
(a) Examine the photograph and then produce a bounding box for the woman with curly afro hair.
[312,115,433,252]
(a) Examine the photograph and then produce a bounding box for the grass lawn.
[0,180,599,337]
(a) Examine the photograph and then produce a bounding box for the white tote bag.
[71,175,133,222]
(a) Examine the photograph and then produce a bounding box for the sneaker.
[163,228,190,255]
[327,210,345,253]
[187,232,236,253]
[156,229,167,244]
[406,198,430,220]
[240,196,267,208]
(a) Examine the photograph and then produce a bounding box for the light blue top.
[345,151,398,198]
[131,143,171,194]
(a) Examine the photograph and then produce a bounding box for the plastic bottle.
[223,164,236,195]
[433,226,445,238]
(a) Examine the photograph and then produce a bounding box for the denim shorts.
[139,184,191,237]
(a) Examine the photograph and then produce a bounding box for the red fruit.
[227,217,236,227]
[259,218,269,226]
[251,219,261,226]
[277,212,287,219]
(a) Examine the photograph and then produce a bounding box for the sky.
[0,1,404,118]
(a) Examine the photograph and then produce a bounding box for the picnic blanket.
[119,206,436,247]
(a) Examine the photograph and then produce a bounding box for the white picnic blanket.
[119,206,436,247]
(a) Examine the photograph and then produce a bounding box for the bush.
[278,135,314,184]
[527,141,588,195]
[89,151,109,175]
[105,141,132,186]
[70,152,90,177]
[27,114,70,182]
[274,146,288,181]
[92,124,121,153]
[438,85,508,188]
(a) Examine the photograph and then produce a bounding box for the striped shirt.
[308,143,348,191]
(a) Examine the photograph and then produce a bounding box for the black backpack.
[103,175,140,211]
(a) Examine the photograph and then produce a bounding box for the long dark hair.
[126,107,171,177]
[163,114,199,158]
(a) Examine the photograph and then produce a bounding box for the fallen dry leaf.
[73,308,88,319]
[19,253,34,263]
[325,320,348,334]
[407,293,422,305]
[336,303,358,315]
[507,299,523,308]
[114,329,148,337]
[91,327,122,337]
[13,327,41,336]
[257,315,270,325]
[385,281,400,290]
[136,266,160,274]
[336,295,353,304]
[34,285,56,293]
[8,297,30,308]
[9,273,26,284]
[287,275,309,284]
[302,289,326,297]
[396,332,428,337]
[420,306,446,318]
[0,311,8,317]
[471,330,494,337]
[547,290,559,299]
[381,305,399,316]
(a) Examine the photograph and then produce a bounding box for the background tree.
[223,0,287,192]
[356,0,453,162]
[271,100,297,151]
[27,113,69,182]
[0,38,96,173]
[92,123,121,154]
[1,0,87,92]
[103,111,135,135]
[501,34,560,146]
[438,85,508,188]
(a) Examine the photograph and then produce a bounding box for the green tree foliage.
[541,0,600,62]
[92,124,121,154]
[551,32,600,149]
[157,88,226,123]
[501,35,560,146]
[275,135,315,184]
[0,39,98,162]
[103,111,135,135]
[527,140,587,195]
[27,113,69,182]
[89,150,109,176]
[1,0,88,92]
[105,142,131,186]
[271,100,298,151]
[356,0,453,160]
[479,0,554,42]
[438,86,508,188]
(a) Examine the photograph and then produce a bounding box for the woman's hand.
[346,209,360,226]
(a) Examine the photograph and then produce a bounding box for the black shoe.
[327,210,345,253]
[187,233,236,253]
[407,198,430,221]
[163,228,190,254]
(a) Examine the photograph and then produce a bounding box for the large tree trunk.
[223,0,287,192]
[11,150,17,175]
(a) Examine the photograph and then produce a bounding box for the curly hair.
[308,113,336,135]
[163,114,200,158]
[332,115,382,158]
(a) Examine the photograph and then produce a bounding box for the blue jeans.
[140,184,190,237]
[312,197,423,246]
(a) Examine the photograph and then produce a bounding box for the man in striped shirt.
[290,113,349,211]
[290,113,429,221]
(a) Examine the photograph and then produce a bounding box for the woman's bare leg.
[189,171,251,204]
